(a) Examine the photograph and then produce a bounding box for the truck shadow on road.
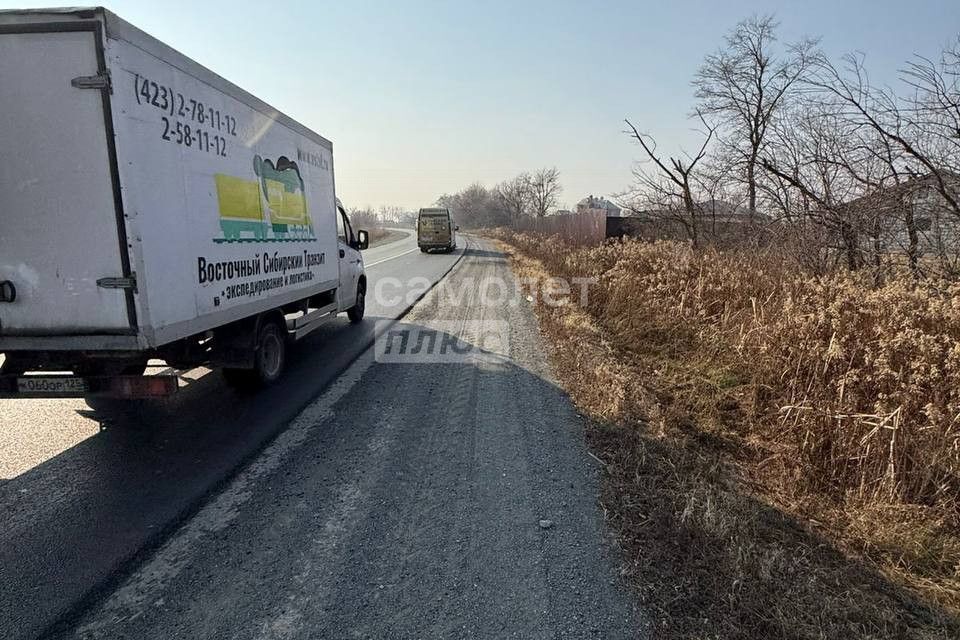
[0,314,387,639]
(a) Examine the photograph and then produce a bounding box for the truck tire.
[223,319,286,390]
[347,281,366,324]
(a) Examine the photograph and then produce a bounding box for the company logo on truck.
[213,155,313,243]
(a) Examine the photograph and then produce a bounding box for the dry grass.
[492,230,960,639]
[366,227,404,247]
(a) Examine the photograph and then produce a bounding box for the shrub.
[493,229,960,604]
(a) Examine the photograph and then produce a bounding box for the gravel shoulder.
[58,238,643,639]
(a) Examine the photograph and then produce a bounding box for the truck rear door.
[418,212,451,246]
[0,24,135,335]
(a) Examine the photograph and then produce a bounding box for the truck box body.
[0,7,340,352]
[417,208,456,252]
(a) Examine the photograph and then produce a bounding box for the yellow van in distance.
[417,208,458,253]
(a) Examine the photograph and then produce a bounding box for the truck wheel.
[420,246,427,253]
[347,282,366,324]
[223,320,286,389]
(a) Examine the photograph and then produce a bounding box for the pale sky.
[4,1,959,210]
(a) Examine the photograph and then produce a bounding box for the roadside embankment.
[491,230,960,639]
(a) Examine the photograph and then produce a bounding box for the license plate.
[17,377,88,395]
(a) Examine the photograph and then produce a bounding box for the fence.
[510,211,606,246]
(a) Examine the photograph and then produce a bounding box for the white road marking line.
[75,350,377,639]
[365,237,467,268]
[364,246,420,267]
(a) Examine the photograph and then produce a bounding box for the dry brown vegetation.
[492,230,960,639]
[347,208,394,245]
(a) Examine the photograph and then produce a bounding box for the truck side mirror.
[0,280,15,303]
[355,229,369,250]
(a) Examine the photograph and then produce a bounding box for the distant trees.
[377,205,406,222]
[526,167,563,218]
[437,167,563,228]
[348,206,382,232]
[496,173,532,221]
[349,206,418,229]
[436,183,510,229]
[620,16,960,275]
[355,164,566,232]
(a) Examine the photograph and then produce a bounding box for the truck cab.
[336,201,367,323]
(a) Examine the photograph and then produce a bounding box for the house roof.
[844,171,960,213]
[577,196,621,211]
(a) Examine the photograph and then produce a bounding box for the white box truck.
[0,7,369,397]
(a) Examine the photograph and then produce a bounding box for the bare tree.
[694,15,819,218]
[808,51,960,217]
[527,168,563,218]
[759,96,904,272]
[437,183,510,228]
[349,206,382,233]
[902,38,960,180]
[788,46,960,274]
[377,205,406,225]
[620,113,717,247]
[495,173,532,219]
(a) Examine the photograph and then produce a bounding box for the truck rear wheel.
[223,320,286,390]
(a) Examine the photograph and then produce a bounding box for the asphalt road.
[3,234,642,639]
[0,229,467,640]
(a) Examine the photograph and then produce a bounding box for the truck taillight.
[108,375,178,398]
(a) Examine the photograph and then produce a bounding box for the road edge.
[37,238,471,639]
